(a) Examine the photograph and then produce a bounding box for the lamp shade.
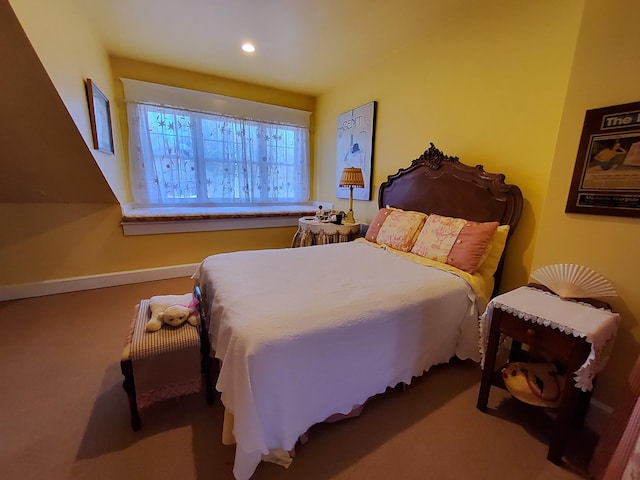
[339,167,365,188]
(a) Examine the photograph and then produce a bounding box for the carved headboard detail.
[379,142,523,236]
[378,142,523,295]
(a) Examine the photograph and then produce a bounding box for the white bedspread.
[195,241,481,479]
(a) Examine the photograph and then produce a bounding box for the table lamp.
[339,167,365,224]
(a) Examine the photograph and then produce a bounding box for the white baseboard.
[0,263,200,302]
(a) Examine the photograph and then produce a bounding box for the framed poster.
[86,78,114,154]
[565,101,640,218]
[336,101,377,200]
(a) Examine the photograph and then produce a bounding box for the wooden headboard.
[379,143,523,235]
[378,143,523,294]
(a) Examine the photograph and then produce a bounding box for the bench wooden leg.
[120,359,141,431]
[195,285,217,405]
[477,310,504,412]
[200,333,216,405]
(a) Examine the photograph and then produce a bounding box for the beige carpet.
[0,278,598,480]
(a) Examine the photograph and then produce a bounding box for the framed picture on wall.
[335,101,377,200]
[565,101,640,218]
[86,78,114,154]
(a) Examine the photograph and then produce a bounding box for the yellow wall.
[0,203,297,285]
[315,0,584,294]
[532,0,640,407]
[2,0,313,286]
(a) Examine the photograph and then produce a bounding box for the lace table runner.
[479,286,620,391]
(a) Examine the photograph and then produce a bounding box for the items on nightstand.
[291,216,360,247]
[476,282,620,465]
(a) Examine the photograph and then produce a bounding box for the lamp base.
[344,210,356,224]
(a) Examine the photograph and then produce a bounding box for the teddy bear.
[145,293,200,332]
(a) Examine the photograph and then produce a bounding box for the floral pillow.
[375,209,427,252]
[411,214,499,274]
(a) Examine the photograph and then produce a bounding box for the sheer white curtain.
[127,102,310,206]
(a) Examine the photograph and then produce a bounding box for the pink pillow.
[365,208,393,242]
[447,220,499,273]
[411,214,499,274]
[375,210,427,252]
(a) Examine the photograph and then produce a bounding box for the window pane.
[146,110,197,200]
[128,101,309,205]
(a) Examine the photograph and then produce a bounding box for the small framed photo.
[86,78,114,154]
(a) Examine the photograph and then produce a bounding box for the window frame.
[121,79,315,235]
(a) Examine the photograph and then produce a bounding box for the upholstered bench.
[120,288,214,430]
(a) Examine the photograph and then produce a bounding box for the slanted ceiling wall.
[0,0,115,204]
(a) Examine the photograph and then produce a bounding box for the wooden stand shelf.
[476,285,619,465]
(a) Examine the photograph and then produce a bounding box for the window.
[123,79,310,208]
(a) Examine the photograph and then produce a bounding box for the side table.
[476,285,620,465]
[291,217,360,247]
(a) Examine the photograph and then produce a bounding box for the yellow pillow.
[375,209,427,252]
[476,224,510,278]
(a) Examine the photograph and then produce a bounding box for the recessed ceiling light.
[241,43,255,53]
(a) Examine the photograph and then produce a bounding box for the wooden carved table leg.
[477,309,503,412]
[548,375,581,465]
[120,359,141,431]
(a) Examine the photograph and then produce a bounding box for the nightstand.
[476,285,620,465]
[291,217,360,247]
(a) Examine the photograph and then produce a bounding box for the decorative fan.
[529,263,617,299]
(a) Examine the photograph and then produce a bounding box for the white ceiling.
[70,0,438,96]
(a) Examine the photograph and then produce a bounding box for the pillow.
[365,207,393,242]
[375,209,427,252]
[477,224,510,278]
[411,215,467,262]
[447,220,500,273]
[410,214,499,274]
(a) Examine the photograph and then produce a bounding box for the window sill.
[120,203,331,236]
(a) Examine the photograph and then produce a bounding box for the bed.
[193,142,523,479]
